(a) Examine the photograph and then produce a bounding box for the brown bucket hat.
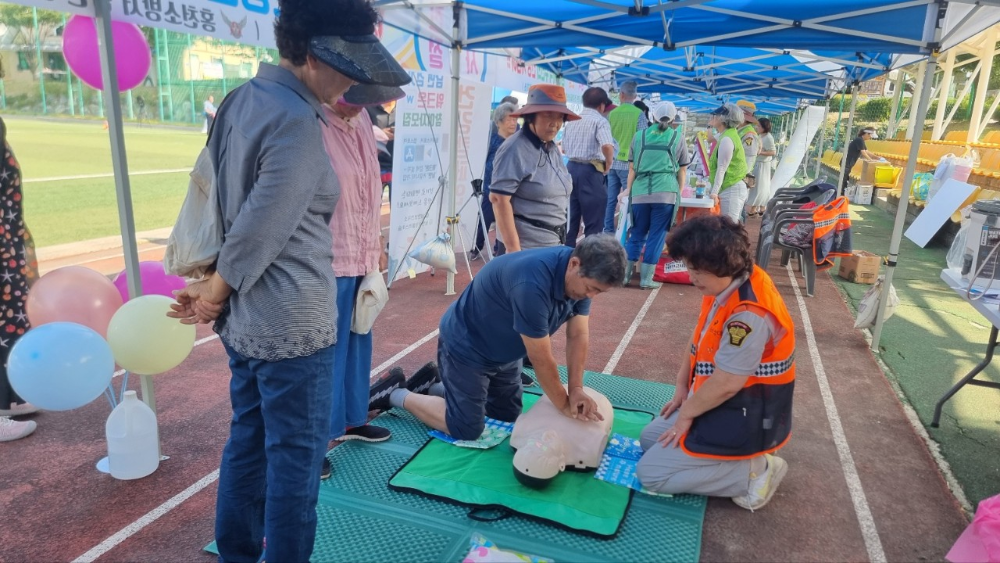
[512,84,581,121]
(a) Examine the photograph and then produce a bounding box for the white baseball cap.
[652,101,677,123]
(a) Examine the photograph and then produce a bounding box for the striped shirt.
[210,63,340,361]
[561,108,615,161]
[321,107,382,278]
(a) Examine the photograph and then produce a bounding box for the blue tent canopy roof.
[379,0,1000,110]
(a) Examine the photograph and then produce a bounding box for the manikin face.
[564,257,614,300]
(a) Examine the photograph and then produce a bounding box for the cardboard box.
[852,185,874,205]
[844,184,857,200]
[838,251,882,284]
[860,161,878,185]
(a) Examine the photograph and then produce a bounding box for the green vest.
[709,128,749,192]
[609,104,642,162]
[631,126,680,197]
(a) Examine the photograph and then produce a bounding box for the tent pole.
[967,26,999,144]
[832,90,845,151]
[445,6,461,296]
[837,82,859,196]
[94,0,153,414]
[905,61,926,139]
[887,69,905,139]
[814,99,829,179]
[871,53,938,352]
[932,49,956,140]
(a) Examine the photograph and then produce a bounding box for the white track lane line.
[25,169,189,183]
[74,329,438,561]
[785,264,887,563]
[603,286,660,374]
[72,470,221,563]
[370,329,439,378]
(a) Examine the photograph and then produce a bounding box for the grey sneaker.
[0,416,36,442]
[732,454,788,511]
[0,402,39,417]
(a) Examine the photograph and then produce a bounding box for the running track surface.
[0,219,969,562]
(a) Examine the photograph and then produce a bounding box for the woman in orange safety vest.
[635,215,796,511]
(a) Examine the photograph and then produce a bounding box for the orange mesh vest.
[681,266,796,460]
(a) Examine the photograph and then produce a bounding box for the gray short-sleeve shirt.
[489,127,572,249]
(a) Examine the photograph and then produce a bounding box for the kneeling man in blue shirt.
[389,234,627,439]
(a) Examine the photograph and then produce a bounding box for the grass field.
[6,117,203,247]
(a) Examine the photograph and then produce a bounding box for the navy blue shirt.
[440,247,592,368]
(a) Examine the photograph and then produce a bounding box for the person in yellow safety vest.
[635,215,796,511]
[735,100,760,194]
[706,103,749,223]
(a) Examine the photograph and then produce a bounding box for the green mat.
[389,393,652,537]
[205,368,707,562]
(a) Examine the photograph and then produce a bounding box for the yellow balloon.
[106,295,196,375]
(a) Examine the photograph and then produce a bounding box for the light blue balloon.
[9,322,115,411]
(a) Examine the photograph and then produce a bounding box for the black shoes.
[406,362,440,394]
[369,367,406,412]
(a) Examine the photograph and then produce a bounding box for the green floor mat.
[205,369,707,562]
[389,394,651,537]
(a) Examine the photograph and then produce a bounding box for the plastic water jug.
[106,391,159,480]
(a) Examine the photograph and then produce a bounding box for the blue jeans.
[604,167,629,232]
[329,276,374,439]
[626,203,675,265]
[567,161,607,247]
[216,341,336,563]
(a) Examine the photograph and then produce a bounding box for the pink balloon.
[26,266,124,338]
[112,261,187,303]
[63,16,151,92]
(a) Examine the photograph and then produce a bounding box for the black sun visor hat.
[710,105,728,115]
[309,34,412,87]
[342,83,405,107]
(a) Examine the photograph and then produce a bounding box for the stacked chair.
[756,182,838,297]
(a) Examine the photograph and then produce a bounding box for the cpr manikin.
[510,386,614,489]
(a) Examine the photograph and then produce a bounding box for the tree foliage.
[0,6,64,78]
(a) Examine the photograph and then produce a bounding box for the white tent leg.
[905,61,926,140]
[887,70,905,139]
[814,99,829,179]
[967,26,999,144]
[932,49,956,140]
[94,0,153,414]
[445,10,460,296]
[871,54,938,352]
[837,83,859,196]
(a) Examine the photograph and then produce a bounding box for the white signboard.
[386,70,491,283]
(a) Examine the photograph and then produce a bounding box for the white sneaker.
[732,454,788,511]
[0,402,39,417]
[0,416,36,441]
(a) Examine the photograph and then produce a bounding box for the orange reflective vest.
[681,266,796,460]
[812,196,852,271]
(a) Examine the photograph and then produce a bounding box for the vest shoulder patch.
[726,320,752,347]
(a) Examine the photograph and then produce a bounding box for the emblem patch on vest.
[743,137,754,147]
[726,321,752,346]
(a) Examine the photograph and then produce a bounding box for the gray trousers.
[635,411,754,497]
[718,181,748,223]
